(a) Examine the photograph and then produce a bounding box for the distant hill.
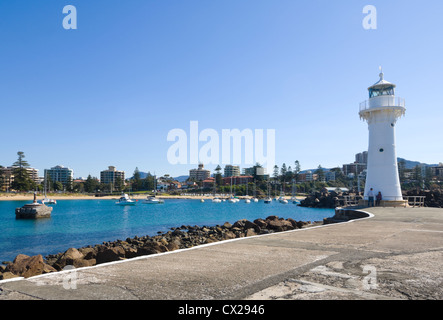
[397,158,439,169]
[173,175,189,182]
[299,157,438,174]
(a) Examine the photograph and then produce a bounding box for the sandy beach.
[0,193,305,201]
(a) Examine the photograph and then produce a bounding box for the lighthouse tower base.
[358,199,408,208]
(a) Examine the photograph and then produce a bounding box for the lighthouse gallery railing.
[359,97,405,112]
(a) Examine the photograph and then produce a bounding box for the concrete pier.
[15,194,52,219]
[1,207,442,300]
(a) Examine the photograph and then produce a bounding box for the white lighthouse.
[359,70,407,206]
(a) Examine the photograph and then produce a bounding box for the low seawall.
[323,207,371,224]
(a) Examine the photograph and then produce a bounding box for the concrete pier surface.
[1,207,442,300]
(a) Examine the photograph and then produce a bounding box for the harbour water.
[0,199,334,263]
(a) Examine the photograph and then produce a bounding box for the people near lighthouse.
[368,188,375,207]
[376,192,382,206]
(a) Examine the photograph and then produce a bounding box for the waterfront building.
[243,166,267,177]
[189,164,211,181]
[156,179,170,192]
[359,70,406,204]
[100,166,125,185]
[224,165,240,177]
[325,171,336,182]
[355,151,368,164]
[45,165,74,187]
[0,167,39,191]
[431,164,443,179]
[202,177,215,188]
[222,175,253,185]
[294,171,318,182]
[342,163,367,176]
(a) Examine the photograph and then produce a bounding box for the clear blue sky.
[1,0,442,178]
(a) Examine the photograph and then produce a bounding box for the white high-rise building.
[45,165,73,187]
[359,70,406,205]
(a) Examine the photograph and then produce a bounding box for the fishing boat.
[115,193,137,206]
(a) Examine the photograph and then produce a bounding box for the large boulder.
[253,218,268,229]
[221,231,236,240]
[6,254,56,278]
[136,241,168,256]
[266,217,294,232]
[232,219,261,233]
[96,246,126,264]
[53,248,84,270]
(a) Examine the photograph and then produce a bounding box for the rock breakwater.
[0,216,318,280]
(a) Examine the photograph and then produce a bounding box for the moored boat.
[142,196,164,204]
[116,194,136,206]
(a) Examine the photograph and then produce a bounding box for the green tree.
[273,165,279,180]
[53,181,63,192]
[13,151,30,168]
[293,160,301,181]
[294,160,301,174]
[280,163,287,177]
[398,160,406,182]
[11,151,34,191]
[65,175,73,192]
[132,167,142,191]
[114,176,124,192]
[315,165,325,182]
[142,172,155,191]
[84,175,99,193]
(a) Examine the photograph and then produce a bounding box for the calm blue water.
[0,199,334,262]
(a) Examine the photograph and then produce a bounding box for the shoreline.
[0,193,306,201]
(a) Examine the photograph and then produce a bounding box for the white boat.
[252,198,259,202]
[278,196,288,204]
[142,196,164,204]
[39,198,57,205]
[228,197,238,203]
[264,182,272,203]
[212,198,222,203]
[291,197,300,204]
[39,172,57,205]
[291,181,299,204]
[200,199,205,203]
[244,198,251,203]
[116,194,136,206]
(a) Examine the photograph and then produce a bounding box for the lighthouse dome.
[368,72,396,98]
